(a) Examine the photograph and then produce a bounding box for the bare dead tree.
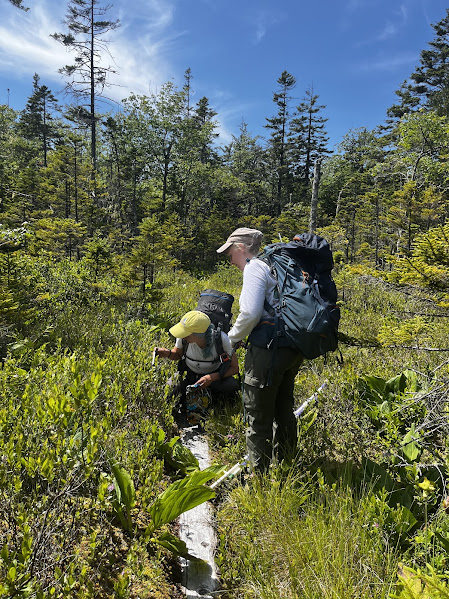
[309,156,322,233]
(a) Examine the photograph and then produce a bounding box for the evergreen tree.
[30,216,86,259]
[52,0,120,173]
[265,71,296,215]
[102,111,152,234]
[224,121,270,214]
[388,9,449,118]
[331,128,380,261]
[38,134,93,224]
[18,74,60,167]
[123,84,186,212]
[7,0,28,9]
[183,67,193,117]
[387,79,421,120]
[289,86,331,183]
[0,105,44,222]
[174,94,220,223]
[127,213,184,294]
[192,96,219,164]
[0,106,19,218]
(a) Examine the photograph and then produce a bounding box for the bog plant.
[4,245,449,597]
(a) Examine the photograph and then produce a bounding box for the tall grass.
[218,471,399,598]
[214,267,449,598]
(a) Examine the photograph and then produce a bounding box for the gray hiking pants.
[243,344,304,473]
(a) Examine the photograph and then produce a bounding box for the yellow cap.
[169,310,211,339]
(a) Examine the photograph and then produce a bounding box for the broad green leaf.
[401,425,421,462]
[8,566,16,582]
[418,477,435,492]
[395,506,418,535]
[363,375,386,394]
[385,372,408,395]
[401,441,420,462]
[155,531,201,559]
[176,465,225,488]
[110,462,136,510]
[403,369,420,393]
[301,408,317,433]
[361,375,386,404]
[378,400,391,415]
[166,436,180,448]
[158,439,199,473]
[152,425,166,446]
[149,485,215,531]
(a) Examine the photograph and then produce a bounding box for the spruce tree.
[52,0,120,174]
[265,71,296,215]
[223,122,269,214]
[18,74,60,167]
[192,96,218,164]
[289,86,331,183]
[388,8,449,118]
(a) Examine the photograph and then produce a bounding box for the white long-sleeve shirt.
[227,258,278,346]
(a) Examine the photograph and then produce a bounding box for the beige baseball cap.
[216,227,263,254]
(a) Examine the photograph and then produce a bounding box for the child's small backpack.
[249,233,340,360]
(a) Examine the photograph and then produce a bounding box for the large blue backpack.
[248,233,340,360]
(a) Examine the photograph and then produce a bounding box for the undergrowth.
[2,254,449,598]
[213,266,449,599]
[217,472,399,598]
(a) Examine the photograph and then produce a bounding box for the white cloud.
[117,0,174,35]
[398,4,407,22]
[355,51,417,72]
[0,0,182,107]
[206,87,257,145]
[376,21,398,41]
[376,4,407,40]
[252,10,285,44]
[0,1,66,79]
[353,3,408,47]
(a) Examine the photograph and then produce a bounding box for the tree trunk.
[74,142,79,222]
[90,0,96,174]
[309,157,322,233]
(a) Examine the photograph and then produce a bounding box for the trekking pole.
[151,347,157,366]
[210,381,328,489]
[293,380,328,417]
[210,457,249,489]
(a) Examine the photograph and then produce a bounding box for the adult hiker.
[217,227,304,474]
[154,310,240,403]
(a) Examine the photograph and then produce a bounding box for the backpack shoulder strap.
[213,326,234,379]
[212,326,224,356]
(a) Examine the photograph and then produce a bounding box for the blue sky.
[0,0,448,150]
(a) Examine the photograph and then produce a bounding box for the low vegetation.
[2,234,449,597]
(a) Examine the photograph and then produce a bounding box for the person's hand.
[155,347,170,358]
[196,374,213,389]
[233,340,244,350]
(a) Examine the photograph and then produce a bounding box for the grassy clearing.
[217,471,399,598]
